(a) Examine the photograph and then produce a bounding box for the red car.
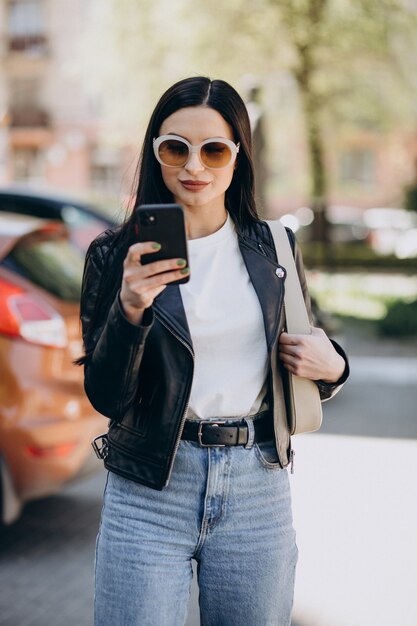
[0,212,107,524]
[0,186,116,252]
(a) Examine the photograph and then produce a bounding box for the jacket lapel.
[153,284,193,351]
[238,239,285,352]
[152,230,285,354]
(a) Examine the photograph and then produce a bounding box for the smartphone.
[135,203,190,285]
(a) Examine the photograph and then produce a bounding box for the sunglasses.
[153,135,240,170]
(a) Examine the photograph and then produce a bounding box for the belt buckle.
[197,421,226,448]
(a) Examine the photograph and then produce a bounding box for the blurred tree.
[404,159,417,213]
[193,0,417,242]
[83,0,417,240]
[245,85,268,212]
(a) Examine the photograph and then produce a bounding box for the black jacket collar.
[153,221,285,353]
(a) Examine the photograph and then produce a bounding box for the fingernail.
[180,267,190,275]
[151,243,161,250]
[176,259,187,267]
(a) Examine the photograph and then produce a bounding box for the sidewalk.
[290,323,417,626]
[333,318,417,359]
[291,434,417,626]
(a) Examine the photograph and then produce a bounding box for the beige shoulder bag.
[267,220,323,435]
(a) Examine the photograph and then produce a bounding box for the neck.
[185,206,228,240]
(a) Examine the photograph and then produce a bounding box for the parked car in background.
[363,207,417,258]
[0,213,107,524]
[281,205,417,258]
[282,205,370,244]
[0,186,117,252]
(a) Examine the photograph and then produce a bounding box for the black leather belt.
[181,411,274,447]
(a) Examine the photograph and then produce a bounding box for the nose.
[185,150,205,173]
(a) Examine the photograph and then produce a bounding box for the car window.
[2,232,84,302]
[0,197,109,226]
[0,195,111,252]
[61,205,97,226]
[61,205,108,250]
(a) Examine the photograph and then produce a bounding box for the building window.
[7,0,47,55]
[12,147,44,181]
[91,147,121,195]
[10,77,41,108]
[339,148,376,186]
[91,164,120,195]
[9,77,50,127]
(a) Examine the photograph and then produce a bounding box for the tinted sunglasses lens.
[201,141,233,168]
[158,139,189,166]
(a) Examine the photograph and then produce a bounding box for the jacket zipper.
[154,312,194,487]
[240,238,281,270]
[290,448,295,474]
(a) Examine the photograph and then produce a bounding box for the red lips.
[179,180,210,191]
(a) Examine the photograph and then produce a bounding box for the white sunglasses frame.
[153,135,240,170]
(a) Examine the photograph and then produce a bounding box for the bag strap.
[266,220,311,335]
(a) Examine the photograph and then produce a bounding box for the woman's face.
[157,106,236,216]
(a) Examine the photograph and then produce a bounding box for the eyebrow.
[163,133,231,142]
[165,132,187,139]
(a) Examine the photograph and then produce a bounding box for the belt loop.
[244,418,255,449]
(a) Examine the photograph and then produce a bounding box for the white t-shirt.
[179,213,268,420]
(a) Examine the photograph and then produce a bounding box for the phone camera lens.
[140,213,157,226]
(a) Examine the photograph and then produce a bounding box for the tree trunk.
[303,93,330,244]
[289,0,330,245]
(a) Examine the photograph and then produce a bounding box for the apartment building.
[0,1,415,213]
[0,0,122,198]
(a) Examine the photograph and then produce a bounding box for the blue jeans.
[94,439,298,626]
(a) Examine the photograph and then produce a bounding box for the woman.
[79,77,349,626]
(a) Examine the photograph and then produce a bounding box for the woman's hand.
[119,241,189,325]
[279,327,346,383]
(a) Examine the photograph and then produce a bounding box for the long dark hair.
[133,76,258,227]
[77,77,259,364]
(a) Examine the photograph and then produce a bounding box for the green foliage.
[301,242,417,270]
[84,0,417,132]
[378,298,417,336]
[178,0,417,231]
[82,0,417,231]
[191,0,417,124]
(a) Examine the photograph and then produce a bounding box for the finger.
[278,345,300,357]
[280,356,298,374]
[128,267,189,292]
[140,257,188,277]
[279,343,306,363]
[124,257,185,282]
[279,332,301,346]
[279,353,304,376]
[279,331,313,347]
[126,241,161,264]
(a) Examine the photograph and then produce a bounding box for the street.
[1,338,416,626]
[291,355,417,626]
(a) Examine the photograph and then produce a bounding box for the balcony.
[10,106,51,128]
[7,34,48,56]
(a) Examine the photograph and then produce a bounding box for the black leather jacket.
[80,220,349,489]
